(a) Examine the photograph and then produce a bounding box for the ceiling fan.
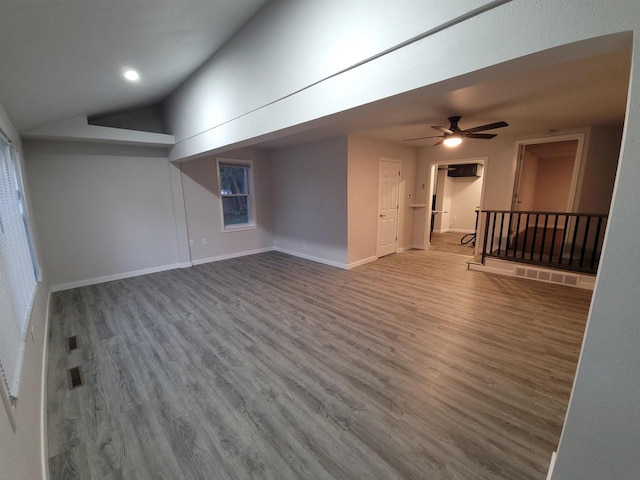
[403,116,509,146]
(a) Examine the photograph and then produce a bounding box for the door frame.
[376,157,401,258]
[426,156,488,255]
[511,133,586,213]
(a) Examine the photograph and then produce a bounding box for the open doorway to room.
[427,158,487,257]
[509,135,584,258]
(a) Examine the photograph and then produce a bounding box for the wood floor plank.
[47,250,591,479]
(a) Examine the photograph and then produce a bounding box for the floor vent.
[68,366,83,389]
[68,335,78,352]
[514,266,580,287]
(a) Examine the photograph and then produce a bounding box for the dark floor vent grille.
[68,366,83,389]
[68,335,78,352]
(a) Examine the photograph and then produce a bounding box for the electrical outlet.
[189,239,195,247]
[201,238,208,246]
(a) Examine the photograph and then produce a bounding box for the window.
[217,159,255,229]
[0,134,38,402]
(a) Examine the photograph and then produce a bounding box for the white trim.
[192,247,274,266]
[511,133,586,213]
[546,451,557,480]
[51,263,183,292]
[347,255,378,269]
[412,244,426,250]
[396,246,408,253]
[220,225,257,233]
[41,289,52,480]
[216,157,256,231]
[178,261,193,268]
[272,247,348,269]
[427,157,488,256]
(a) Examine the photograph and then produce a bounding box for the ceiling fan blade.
[463,121,509,133]
[432,139,444,146]
[465,133,497,139]
[431,125,454,134]
[403,135,443,142]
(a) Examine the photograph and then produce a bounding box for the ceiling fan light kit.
[404,115,509,146]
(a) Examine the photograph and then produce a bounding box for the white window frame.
[0,131,39,429]
[216,158,256,232]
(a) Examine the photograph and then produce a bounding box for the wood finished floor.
[429,233,476,256]
[47,250,592,480]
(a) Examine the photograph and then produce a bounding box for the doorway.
[510,135,584,254]
[377,158,400,257]
[427,158,487,256]
[512,136,583,212]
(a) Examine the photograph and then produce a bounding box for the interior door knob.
[380,214,386,218]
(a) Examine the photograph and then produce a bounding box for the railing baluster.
[513,212,521,258]
[530,213,539,261]
[569,216,580,266]
[590,217,603,270]
[498,212,505,256]
[549,214,559,263]
[479,210,606,274]
[579,216,591,268]
[521,213,531,260]
[482,211,490,264]
[490,212,497,256]
[559,214,569,265]
[540,214,549,262]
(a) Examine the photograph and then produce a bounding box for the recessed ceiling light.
[123,69,140,82]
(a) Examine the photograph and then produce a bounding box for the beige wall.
[578,125,623,214]
[518,150,539,211]
[270,136,349,265]
[434,169,452,232]
[347,136,417,264]
[531,154,574,212]
[450,176,483,232]
[180,147,273,263]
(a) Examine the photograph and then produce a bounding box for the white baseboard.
[412,244,427,250]
[451,228,475,234]
[51,262,184,292]
[347,255,377,269]
[192,247,273,266]
[272,247,348,270]
[546,451,557,480]
[41,289,52,480]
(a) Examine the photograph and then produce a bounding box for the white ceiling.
[0,2,631,147]
[254,46,631,150]
[0,0,269,131]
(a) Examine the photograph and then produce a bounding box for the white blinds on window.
[0,137,37,397]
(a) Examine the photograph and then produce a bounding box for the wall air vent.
[513,266,580,287]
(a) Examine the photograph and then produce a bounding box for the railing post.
[482,211,490,264]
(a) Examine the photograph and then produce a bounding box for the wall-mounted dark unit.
[447,163,483,178]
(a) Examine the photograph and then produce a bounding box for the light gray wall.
[0,103,49,480]
[24,141,181,289]
[270,136,348,266]
[347,135,417,264]
[180,147,273,262]
[163,0,498,159]
[551,32,640,478]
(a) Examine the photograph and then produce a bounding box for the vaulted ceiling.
[0,0,269,131]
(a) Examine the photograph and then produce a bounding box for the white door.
[377,159,400,257]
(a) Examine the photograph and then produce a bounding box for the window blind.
[0,136,37,398]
